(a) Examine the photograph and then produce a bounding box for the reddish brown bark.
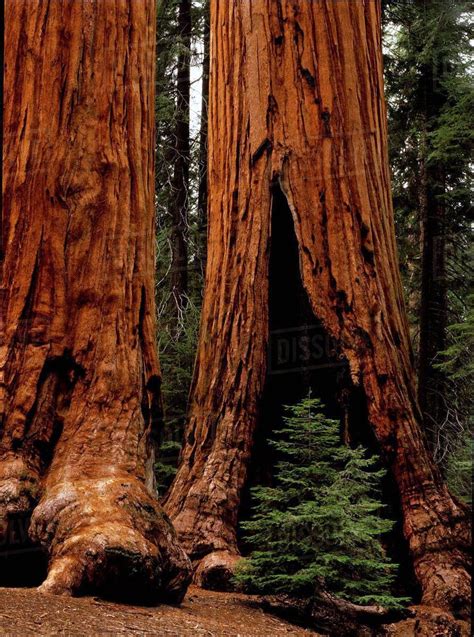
[164,0,471,616]
[1,0,191,602]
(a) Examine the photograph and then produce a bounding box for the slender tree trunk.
[164,0,471,616]
[417,64,449,457]
[1,0,191,602]
[197,1,210,272]
[170,0,191,310]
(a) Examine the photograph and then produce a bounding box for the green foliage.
[155,298,201,495]
[155,1,209,494]
[156,0,208,284]
[436,294,474,504]
[158,296,201,428]
[155,440,183,496]
[445,433,473,506]
[235,397,408,609]
[436,293,474,383]
[385,0,473,327]
[156,0,181,215]
[384,0,473,471]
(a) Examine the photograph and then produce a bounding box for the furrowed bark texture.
[1,0,191,602]
[164,0,471,615]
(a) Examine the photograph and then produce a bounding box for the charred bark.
[163,0,471,616]
[1,0,191,602]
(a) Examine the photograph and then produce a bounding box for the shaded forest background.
[154,0,472,505]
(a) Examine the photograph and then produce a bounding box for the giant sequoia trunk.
[0,0,191,602]
[163,0,471,617]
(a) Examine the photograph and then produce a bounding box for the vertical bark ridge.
[1,0,191,601]
[164,0,470,613]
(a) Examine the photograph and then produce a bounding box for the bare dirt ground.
[0,586,319,636]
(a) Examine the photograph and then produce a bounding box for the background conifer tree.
[384,0,473,470]
[155,0,208,491]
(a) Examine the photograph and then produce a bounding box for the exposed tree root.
[0,456,40,520]
[193,551,240,592]
[29,477,192,603]
[384,606,471,637]
[414,551,471,620]
[403,489,472,619]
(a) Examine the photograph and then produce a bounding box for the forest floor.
[0,585,319,636]
[1,586,471,636]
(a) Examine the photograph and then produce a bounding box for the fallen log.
[255,591,411,637]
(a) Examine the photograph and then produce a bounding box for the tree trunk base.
[261,595,471,637]
[167,504,241,591]
[0,456,40,521]
[193,551,240,592]
[384,606,471,637]
[0,457,47,587]
[29,477,192,604]
[406,492,471,619]
[0,455,42,578]
[415,552,471,620]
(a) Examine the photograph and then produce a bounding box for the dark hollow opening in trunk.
[239,183,418,599]
[245,184,352,487]
[0,513,48,587]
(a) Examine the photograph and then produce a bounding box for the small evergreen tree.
[235,397,408,609]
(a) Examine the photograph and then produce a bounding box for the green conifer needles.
[235,397,409,610]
